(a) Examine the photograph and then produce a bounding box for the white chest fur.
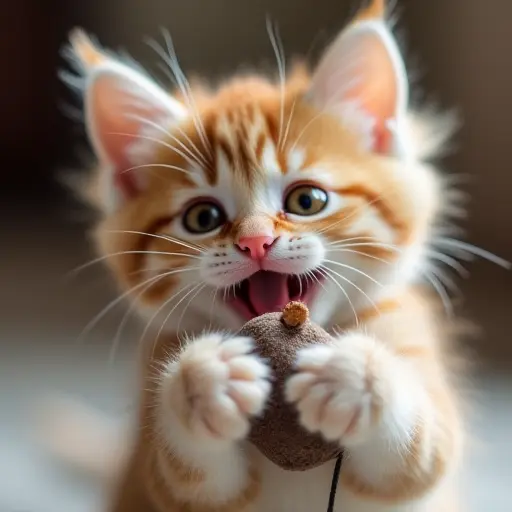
[251,447,437,512]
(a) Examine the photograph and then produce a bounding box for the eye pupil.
[298,193,312,210]
[198,209,214,228]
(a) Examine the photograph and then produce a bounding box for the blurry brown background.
[0,1,510,511]
[2,0,510,359]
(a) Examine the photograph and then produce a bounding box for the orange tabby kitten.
[64,1,467,510]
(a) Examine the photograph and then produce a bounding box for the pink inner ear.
[90,76,151,199]
[345,36,397,153]
[309,23,405,155]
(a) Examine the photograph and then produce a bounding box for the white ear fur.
[308,10,409,158]
[68,29,187,209]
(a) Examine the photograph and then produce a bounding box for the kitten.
[62,1,468,510]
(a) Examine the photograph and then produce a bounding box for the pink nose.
[237,236,276,260]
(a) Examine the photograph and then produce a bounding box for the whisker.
[317,266,359,327]
[425,249,469,278]
[321,263,379,312]
[172,124,211,168]
[290,110,326,154]
[208,287,219,331]
[326,236,382,246]
[327,242,402,253]
[140,281,198,356]
[326,248,392,265]
[149,31,213,158]
[266,18,286,150]
[126,113,209,168]
[425,264,461,297]
[317,195,385,236]
[69,250,201,275]
[153,281,205,353]
[434,238,510,269]
[106,229,206,254]
[280,99,297,151]
[161,30,212,157]
[108,131,201,171]
[422,271,453,317]
[297,272,303,298]
[177,283,206,333]
[323,259,383,287]
[76,267,198,345]
[121,162,193,179]
[109,270,177,362]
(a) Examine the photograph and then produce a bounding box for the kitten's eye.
[285,185,328,216]
[183,202,226,234]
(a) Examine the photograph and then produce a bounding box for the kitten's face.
[70,8,442,331]
[97,77,438,329]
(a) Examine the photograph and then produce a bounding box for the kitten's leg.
[286,332,461,503]
[152,333,270,510]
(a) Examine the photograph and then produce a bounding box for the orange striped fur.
[63,2,465,511]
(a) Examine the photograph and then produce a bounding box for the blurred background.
[1,1,510,511]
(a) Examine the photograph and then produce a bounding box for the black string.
[327,453,343,512]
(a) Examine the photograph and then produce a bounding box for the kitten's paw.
[286,333,393,446]
[162,334,271,442]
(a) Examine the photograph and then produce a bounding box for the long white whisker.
[297,272,303,298]
[109,131,201,171]
[326,236,382,246]
[423,271,453,317]
[153,281,204,352]
[317,195,385,235]
[106,229,206,254]
[161,30,212,156]
[266,18,286,150]
[434,238,510,269]
[321,264,379,312]
[425,265,461,297]
[126,114,209,169]
[326,248,392,265]
[318,266,359,327]
[149,31,213,158]
[76,267,198,345]
[323,259,383,287]
[70,250,201,275]
[142,281,197,356]
[426,249,469,278]
[109,269,180,362]
[290,110,326,154]
[177,283,206,333]
[327,242,402,253]
[173,124,211,167]
[280,99,297,151]
[121,163,193,178]
[208,287,219,331]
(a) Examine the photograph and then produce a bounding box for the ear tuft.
[69,29,106,70]
[307,2,409,158]
[64,28,188,210]
[355,0,386,22]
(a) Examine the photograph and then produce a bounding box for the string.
[327,453,343,512]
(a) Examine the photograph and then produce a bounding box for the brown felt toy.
[239,301,342,471]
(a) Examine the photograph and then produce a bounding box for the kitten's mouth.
[226,271,323,320]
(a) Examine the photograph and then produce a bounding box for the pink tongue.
[248,271,290,316]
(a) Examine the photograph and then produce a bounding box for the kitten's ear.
[308,0,408,156]
[68,29,187,207]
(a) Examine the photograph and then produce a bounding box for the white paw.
[162,334,271,442]
[286,334,390,446]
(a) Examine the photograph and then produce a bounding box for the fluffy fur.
[55,1,478,511]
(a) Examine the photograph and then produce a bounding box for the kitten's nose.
[237,236,276,260]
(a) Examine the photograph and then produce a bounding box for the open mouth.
[226,271,323,320]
